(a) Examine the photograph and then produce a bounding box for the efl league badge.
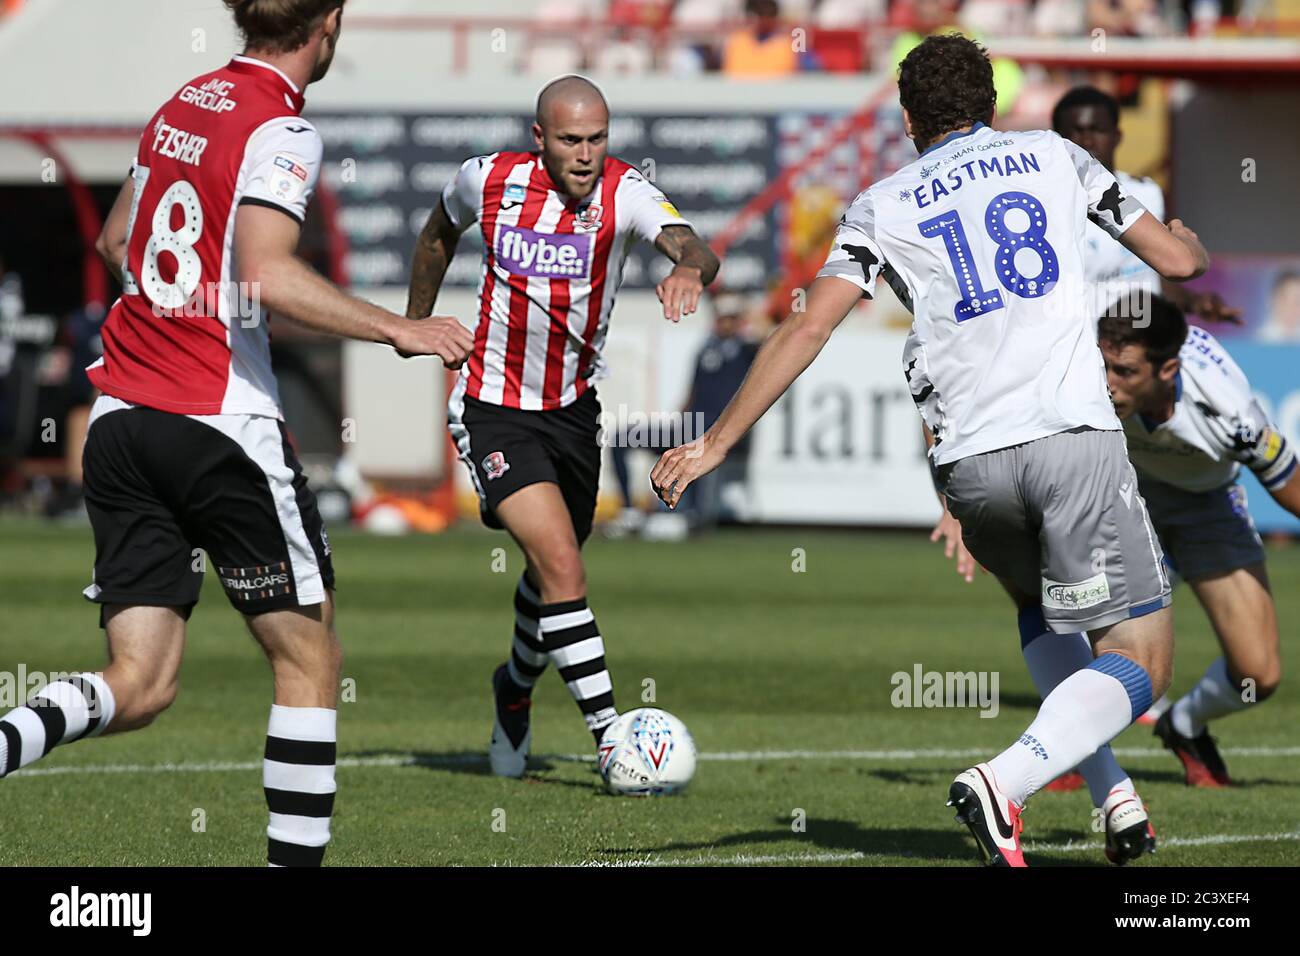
[501,183,526,210]
[576,202,603,232]
[482,451,511,481]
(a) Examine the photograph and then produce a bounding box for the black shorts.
[82,396,335,621]
[450,388,602,544]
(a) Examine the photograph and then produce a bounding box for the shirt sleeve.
[617,170,691,245]
[1194,339,1298,489]
[1061,137,1147,241]
[817,190,886,298]
[240,117,324,224]
[441,155,490,232]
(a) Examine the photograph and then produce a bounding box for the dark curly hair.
[1098,295,1188,368]
[1051,85,1120,135]
[898,34,997,149]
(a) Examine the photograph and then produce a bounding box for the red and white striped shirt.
[443,151,688,412]
[88,56,323,419]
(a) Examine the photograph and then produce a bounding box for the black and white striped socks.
[506,575,547,690]
[539,597,618,741]
[264,705,336,867]
[0,674,116,776]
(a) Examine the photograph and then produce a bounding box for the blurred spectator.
[0,255,22,487]
[816,0,887,26]
[723,0,813,77]
[1088,0,1166,36]
[1032,0,1089,36]
[527,0,596,74]
[1,0,26,19]
[1258,270,1300,342]
[890,1,1026,112]
[671,0,742,72]
[676,291,760,530]
[592,27,655,73]
[960,0,1031,35]
[0,254,19,382]
[41,304,103,519]
[609,0,674,28]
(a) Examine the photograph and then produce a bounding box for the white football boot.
[489,664,532,778]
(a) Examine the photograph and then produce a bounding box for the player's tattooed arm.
[406,201,462,320]
[654,225,720,323]
[95,175,135,286]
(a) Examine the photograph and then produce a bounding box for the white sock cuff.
[74,672,116,735]
[267,705,336,741]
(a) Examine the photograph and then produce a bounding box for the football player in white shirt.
[1052,85,1239,327]
[1100,296,1297,787]
[652,34,1210,867]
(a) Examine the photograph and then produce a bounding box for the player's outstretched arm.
[406,201,462,320]
[1119,212,1209,282]
[95,175,135,286]
[235,205,473,367]
[651,275,860,507]
[654,224,720,323]
[921,424,980,583]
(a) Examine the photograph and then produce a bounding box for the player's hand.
[930,509,980,583]
[390,315,473,369]
[651,434,725,509]
[656,265,704,323]
[1187,290,1243,325]
[1167,218,1199,245]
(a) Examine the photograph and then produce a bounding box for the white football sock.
[1019,610,1134,807]
[1170,657,1250,738]
[988,653,1151,806]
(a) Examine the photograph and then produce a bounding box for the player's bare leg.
[246,594,342,866]
[0,605,184,776]
[1154,564,1279,787]
[488,482,617,776]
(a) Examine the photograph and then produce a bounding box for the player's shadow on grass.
[615,816,1105,866]
[343,749,602,792]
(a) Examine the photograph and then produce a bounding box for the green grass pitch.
[0,518,1296,866]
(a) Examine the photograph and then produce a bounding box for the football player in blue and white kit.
[1052,86,1238,328]
[1100,296,1297,787]
[652,34,1211,867]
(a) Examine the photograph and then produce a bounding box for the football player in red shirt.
[0,0,471,866]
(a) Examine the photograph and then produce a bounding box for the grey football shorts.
[937,427,1171,633]
[1140,476,1266,582]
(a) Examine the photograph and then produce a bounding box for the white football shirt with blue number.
[817,123,1147,466]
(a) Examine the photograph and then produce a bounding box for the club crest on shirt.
[482,451,511,481]
[500,183,527,210]
[576,202,603,232]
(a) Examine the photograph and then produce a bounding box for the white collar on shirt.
[232,54,302,95]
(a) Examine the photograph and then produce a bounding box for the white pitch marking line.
[7,745,1300,779]
[1028,830,1300,853]
[573,850,867,867]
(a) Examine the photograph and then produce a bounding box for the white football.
[597,708,697,796]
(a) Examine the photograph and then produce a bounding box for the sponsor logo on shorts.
[495,225,593,279]
[1041,572,1111,611]
[482,451,510,481]
[218,562,294,601]
[1118,479,1134,509]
